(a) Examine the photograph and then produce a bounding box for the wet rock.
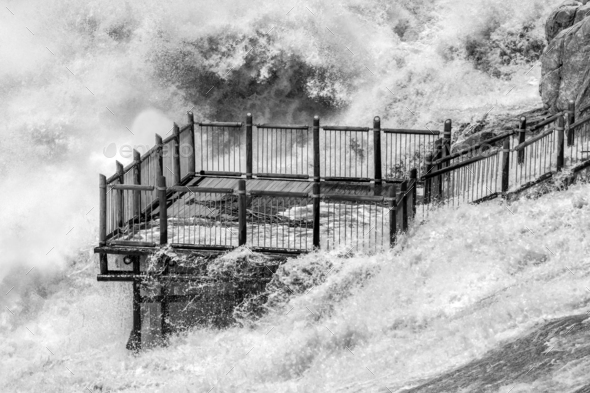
[545,0,584,42]
[449,107,551,155]
[541,0,590,116]
[399,314,590,392]
[451,131,497,155]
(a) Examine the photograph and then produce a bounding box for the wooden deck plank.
[161,176,384,223]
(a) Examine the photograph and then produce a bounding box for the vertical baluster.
[173,124,181,185]
[116,161,124,232]
[501,138,510,194]
[373,116,382,195]
[238,180,247,246]
[187,112,196,177]
[158,176,167,245]
[557,115,565,171]
[313,116,320,183]
[312,182,320,249]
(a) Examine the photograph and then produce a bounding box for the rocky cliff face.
[541,0,590,116]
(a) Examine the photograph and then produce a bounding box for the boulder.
[451,131,497,155]
[545,0,584,42]
[449,107,550,156]
[541,0,590,117]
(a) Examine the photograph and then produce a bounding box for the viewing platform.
[95,103,590,349]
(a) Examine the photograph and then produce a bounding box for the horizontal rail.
[249,190,309,198]
[530,112,563,131]
[110,240,157,247]
[123,161,136,173]
[506,172,553,198]
[110,184,155,191]
[472,192,501,205]
[423,151,499,179]
[512,128,554,151]
[382,128,441,135]
[255,124,308,129]
[569,115,590,130]
[434,130,515,165]
[323,177,372,182]
[106,173,122,184]
[169,244,235,250]
[139,144,160,163]
[97,273,270,283]
[572,157,590,173]
[255,173,310,180]
[250,247,307,255]
[162,134,176,144]
[179,123,192,133]
[321,194,389,203]
[198,122,242,128]
[322,126,369,132]
[168,186,234,194]
[198,170,242,177]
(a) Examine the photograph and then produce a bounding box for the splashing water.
[2,0,582,391]
[3,182,590,391]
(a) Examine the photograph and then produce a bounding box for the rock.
[451,131,497,155]
[449,107,551,156]
[541,0,590,116]
[545,0,583,42]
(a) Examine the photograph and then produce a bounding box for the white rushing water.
[2,0,585,391]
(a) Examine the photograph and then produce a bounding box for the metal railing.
[422,110,569,205]
[247,190,314,251]
[252,123,312,179]
[383,128,440,181]
[99,177,418,254]
[196,121,244,176]
[321,125,372,182]
[104,113,452,186]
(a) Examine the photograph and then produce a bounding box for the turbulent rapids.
[2,0,590,392]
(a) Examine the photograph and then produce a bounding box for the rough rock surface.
[541,0,590,116]
[450,107,551,154]
[398,314,590,393]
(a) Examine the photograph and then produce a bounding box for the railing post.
[155,134,164,179]
[312,182,321,248]
[388,184,397,247]
[127,255,142,351]
[313,115,320,183]
[501,138,510,193]
[99,174,107,246]
[567,100,575,146]
[518,116,526,164]
[443,119,452,165]
[133,149,141,218]
[410,168,417,218]
[160,263,170,344]
[238,180,247,246]
[436,162,443,201]
[246,113,253,179]
[424,154,433,204]
[373,116,382,194]
[127,277,142,351]
[99,174,108,275]
[173,123,181,185]
[116,161,124,229]
[557,115,565,171]
[401,180,408,231]
[158,176,167,245]
[187,111,196,176]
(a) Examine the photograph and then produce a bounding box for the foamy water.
[1,0,576,391]
[3,183,590,391]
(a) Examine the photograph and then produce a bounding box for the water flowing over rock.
[541,0,590,116]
